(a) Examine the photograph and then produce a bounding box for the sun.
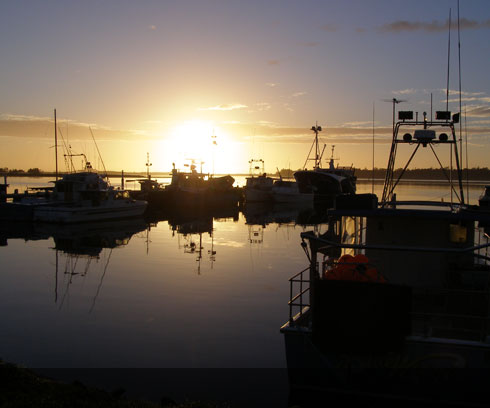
[165,119,243,175]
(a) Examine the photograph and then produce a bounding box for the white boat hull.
[33,200,147,223]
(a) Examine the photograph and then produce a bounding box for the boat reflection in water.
[146,205,240,274]
[281,212,490,406]
[169,213,215,275]
[241,200,328,228]
[53,219,149,310]
[1,218,147,309]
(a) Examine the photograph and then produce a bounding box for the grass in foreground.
[0,360,228,408]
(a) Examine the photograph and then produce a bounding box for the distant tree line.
[0,167,42,176]
[355,167,490,181]
[273,167,490,181]
[274,168,298,178]
[0,167,145,178]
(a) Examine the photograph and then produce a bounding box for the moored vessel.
[244,159,274,203]
[32,168,147,223]
[294,125,356,200]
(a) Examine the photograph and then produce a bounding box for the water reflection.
[170,214,215,275]
[242,201,331,228]
[145,206,240,274]
[1,218,151,319]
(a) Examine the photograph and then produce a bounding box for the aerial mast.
[311,123,322,168]
[54,109,58,181]
[146,152,152,180]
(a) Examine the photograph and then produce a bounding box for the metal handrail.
[287,226,490,333]
[288,266,311,326]
[301,232,490,255]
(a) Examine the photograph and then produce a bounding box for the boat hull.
[0,202,36,221]
[282,323,490,406]
[32,200,147,224]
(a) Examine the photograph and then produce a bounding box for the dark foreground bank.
[0,360,232,408]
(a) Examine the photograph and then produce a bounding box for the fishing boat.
[32,165,147,223]
[169,161,235,194]
[1,110,147,223]
[129,157,240,210]
[294,125,356,200]
[281,211,490,406]
[127,153,166,201]
[281,104,490,405]
[166,161,239,207]
[244,159,274,203]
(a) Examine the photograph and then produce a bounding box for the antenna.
[446,8,452,112]
[146,152,152,180]
[54,109,58,181]
[430,93,433,121]
[372,101,375,194]
[457,0,463,172]
[211,129,217,175]
[57,127,75,172]
[382,98,406,134]
[310,123,322,168]
[89,127,107,179]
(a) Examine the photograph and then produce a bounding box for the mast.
[457,0,463,176]
[54,109,58,181]
[146,152,152,180]
[372,101,375,194]
[89,127,107,178]
[311,124,322,168]
[446,8,451,112]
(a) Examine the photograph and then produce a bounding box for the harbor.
[2,0,490,406]
[2,110,490,406]
[1,172,490,406]
[2,110,490,408]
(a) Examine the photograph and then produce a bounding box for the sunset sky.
[1,0,489,175]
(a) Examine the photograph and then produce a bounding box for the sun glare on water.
[165,119,242,175]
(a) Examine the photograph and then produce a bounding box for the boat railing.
[286,231,490,335]
[306,244,490,265]
[288,266,311,327]
[382,200,460,208]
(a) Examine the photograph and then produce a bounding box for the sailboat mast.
[54,109,58,181]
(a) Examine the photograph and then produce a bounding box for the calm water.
[0,177,488,403]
